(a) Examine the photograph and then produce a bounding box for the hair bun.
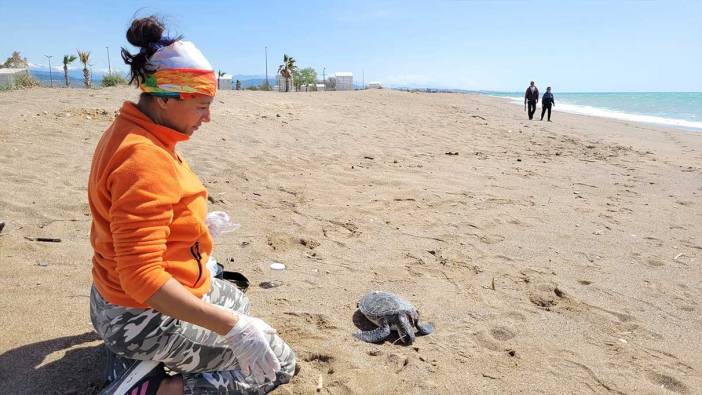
[126,16,164,49]
[122,15,181,85]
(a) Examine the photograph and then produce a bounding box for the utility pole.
[265,46,268,87]
[106,46,111,74]
[322,67,325,83]
[45,55,53,87]
[362,69,364,90]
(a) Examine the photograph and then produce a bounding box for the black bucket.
[219,270,250,293]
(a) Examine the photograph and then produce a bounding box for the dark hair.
[121,16,181,85]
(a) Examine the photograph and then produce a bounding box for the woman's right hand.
[224,314,281,384]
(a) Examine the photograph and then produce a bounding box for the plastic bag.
[206,211,241,238]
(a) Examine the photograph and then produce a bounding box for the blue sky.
[1,0,700,91]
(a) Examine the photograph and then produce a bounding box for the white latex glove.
[224,314,281,384]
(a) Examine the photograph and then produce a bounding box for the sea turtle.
[355,291,434,345]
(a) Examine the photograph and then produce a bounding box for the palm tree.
[77,50,91,88]
[217,70,226,89]
[62,55,77,87]
[277,54,296,92]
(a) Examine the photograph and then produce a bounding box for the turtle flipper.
[355,323,391,343]
[415,321,434,336]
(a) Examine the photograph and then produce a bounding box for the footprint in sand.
[489,326,516,341]
[502,311,527,322]
[646,372,688,394]
[284,312,337,330]
[675,200,694,207]
[672,297,697,313]
[267,233,319,252]
[326,219,361,236]
[303,353,335,364]
[645,256,666,267]
[472,330,503,352]
[301,352,338,375]
[478,234,505,244]
[528,283,568,310]
[386,352,411,372]
[299,238,320,249]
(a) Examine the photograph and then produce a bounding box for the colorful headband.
[140,41,216,98]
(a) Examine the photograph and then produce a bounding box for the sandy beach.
[0,87,700,394]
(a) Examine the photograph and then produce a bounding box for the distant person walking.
[541,87,555,121]
[524,81,539,120]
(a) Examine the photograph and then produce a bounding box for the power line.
[45,55,53,87]
[106,46,111,75]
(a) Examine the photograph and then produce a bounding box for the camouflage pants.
[90,279,296,394]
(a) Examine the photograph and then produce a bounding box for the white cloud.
[29,62,80,71]
[28,61,126,75]
[93,67,121,74]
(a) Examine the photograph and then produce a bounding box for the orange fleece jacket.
[89,102,212,307]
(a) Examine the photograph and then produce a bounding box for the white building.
[367,81,382,89]
[335,72,353,90]
[315,83,325,91]
[277,75,293,92]
[217,74,233,90]
[0,68,29,88]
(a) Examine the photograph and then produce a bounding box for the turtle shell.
[358,291,416,321]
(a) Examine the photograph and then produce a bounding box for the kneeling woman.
[88,16,295,394]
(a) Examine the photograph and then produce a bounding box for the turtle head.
[396,313,416,345]
[409,309,420,325]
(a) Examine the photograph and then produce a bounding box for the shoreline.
[486,93,702,132]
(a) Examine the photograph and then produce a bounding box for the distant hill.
[230,74,363,90]
[28,70,374,91]
[29,68,271,90]
[241,78,270,88]
[29,69,114,87]
[230,74,268,81]
[226,75,271,89]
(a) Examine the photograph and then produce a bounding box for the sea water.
[488,92,702,131]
